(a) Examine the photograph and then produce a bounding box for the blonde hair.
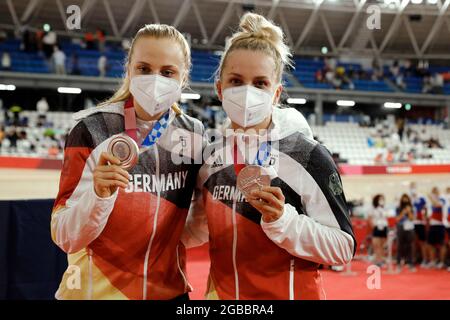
[101,24,191,107]
[217,12,292,84]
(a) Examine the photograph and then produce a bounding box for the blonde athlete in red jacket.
[182,13,356,300]
[51,25,204,300]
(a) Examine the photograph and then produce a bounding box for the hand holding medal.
[93,98,170,198]
[234,138,285,223]
[93,151,131,198]
[107,135,139,171]
[247,186,285,223]
[236,165,271,198]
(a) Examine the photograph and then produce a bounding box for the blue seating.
[1,39,449,95]
[291,58,392,92]
[444,84,450,95]
[353,79,394,92]
[403,76,423,93]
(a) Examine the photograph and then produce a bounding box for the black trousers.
[397,226,415,266]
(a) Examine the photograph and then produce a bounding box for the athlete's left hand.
[248,186,285,223]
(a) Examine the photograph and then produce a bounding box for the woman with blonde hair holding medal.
[182,13,356,300]
[51,24,205,300]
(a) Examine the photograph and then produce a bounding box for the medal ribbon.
[124,98,170,148]
[232,135,271,176]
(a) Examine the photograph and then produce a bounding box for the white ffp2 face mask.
[222,85,274,128]
[129,74,181,116]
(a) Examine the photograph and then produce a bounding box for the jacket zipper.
[232,195,239,300]
[87,248,93,300]
[289,259,295,300]
[142,145,161,300]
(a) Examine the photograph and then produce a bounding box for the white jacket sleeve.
[181,186,209,249]
[261,203,354,266]
[52,186,118,254]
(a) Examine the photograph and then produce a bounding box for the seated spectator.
[372,66,383,81]
[5,127,19,150]
[17,130,33,153]
[48,144,59,157]
[121,38,131,51]
[36,97,49,125]
[430,73,444,94]
[386,151,394,163]
[442,71,450,82]
[426,137,443,149]
[390,60,400,77]
[315,69,324,82]
[9,104,22,126]
[85,31,95,50]
[374,153,383,164]
[325,69,335,87]
[403,59,415,77]
[325,57,337,70]
[96,28,106,52]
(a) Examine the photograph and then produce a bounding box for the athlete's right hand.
[93,152,130,198]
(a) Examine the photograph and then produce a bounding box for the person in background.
[0,98,8,125]
[17,130,32,153]
[98,54,107,77]
[390,60,400,77]
[36,28,44,54]
[121,38,131,51]
[42,28,57,59]
[395,73,406,90]
[9,104,22,126]
[6,126,18,151]
[396,194,416,272]
[52,46,66,75]
[96,28,106,52]
[1,52,11,71]
[431,73,444,94]
[0,29,7,43]
[409,182,429,267]
[368,194,388,267]
[0,125,5,150]
[36,97,49,126]
[84,31,95,50]
[21,27,36,53]
[445,187,450,272]
[426,187,447,269]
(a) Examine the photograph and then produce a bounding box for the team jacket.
[412,195,427,225]
[182,107,356,300]
[51,101,204,300]
[447,195,450,226]
[429,197,447,226]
